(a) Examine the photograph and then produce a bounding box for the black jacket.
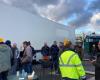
[50,45,59,58]
[94,51,100,80]
[41,46,50,56]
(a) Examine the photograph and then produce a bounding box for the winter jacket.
[21,46,33,64]
[94,51,100,80]
[0,43,12,73]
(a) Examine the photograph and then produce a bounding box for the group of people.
[41,41,59,72]
[1,37,100,80]
[59,41,100,80]
[0,37,85,80]
[0,38,36,80]
[0,37,86,80]
[41,40,87,80]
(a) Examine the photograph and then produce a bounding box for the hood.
[0,44,9,52]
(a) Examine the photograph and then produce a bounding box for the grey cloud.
[1,0,86,21]
[1,0,99,29]
[89,0,100,11]
[32,0,59,6]
[69,12,93,27]
[96,19,100,25]
[34,0,86,21]
[69,0,100,28]
[60,0,86,19]
[1,0,87,21]
[55,0,86,20]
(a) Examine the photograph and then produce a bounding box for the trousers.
[0,71,8,80]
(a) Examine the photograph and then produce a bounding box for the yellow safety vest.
[59,50,86,79]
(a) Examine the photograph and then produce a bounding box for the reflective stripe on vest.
[59,63,82,67]
[59,53,82,67]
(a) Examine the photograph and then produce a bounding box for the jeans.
[51,56,59,71]
[11,59,18,74]
[0,71,8,80]
[22,63,32,74]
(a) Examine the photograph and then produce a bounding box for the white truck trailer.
[0,3,75,49]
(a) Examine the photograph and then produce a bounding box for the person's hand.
[90,60,96,64]
[21,58,25,64]
[81,76,87,80]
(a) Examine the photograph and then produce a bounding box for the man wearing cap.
[0,38,12,80]
[59,41,86,80]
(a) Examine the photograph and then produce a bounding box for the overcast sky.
[0,0,100,34]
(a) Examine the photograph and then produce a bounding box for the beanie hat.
[64,38,70,46]
[0,38,4,43]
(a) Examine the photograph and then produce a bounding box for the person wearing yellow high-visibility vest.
[59,41,86,80]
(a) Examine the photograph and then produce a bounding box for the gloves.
[82,78,86,80]
[81,76,87,80]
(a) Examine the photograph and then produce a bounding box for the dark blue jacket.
[50,45,59,57]
[41,46,50,56]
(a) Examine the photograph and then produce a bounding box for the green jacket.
[59,50,86,79]
[0,44,11,73]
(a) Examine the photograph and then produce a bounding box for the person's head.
[53,41,57,45]
[64,41,72,48]
[27,41,31,46]
[98,42,100,50]
[5,40,11,47]
[13,43,17,48]
[44,42,47,46]
[23,41,28,48]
